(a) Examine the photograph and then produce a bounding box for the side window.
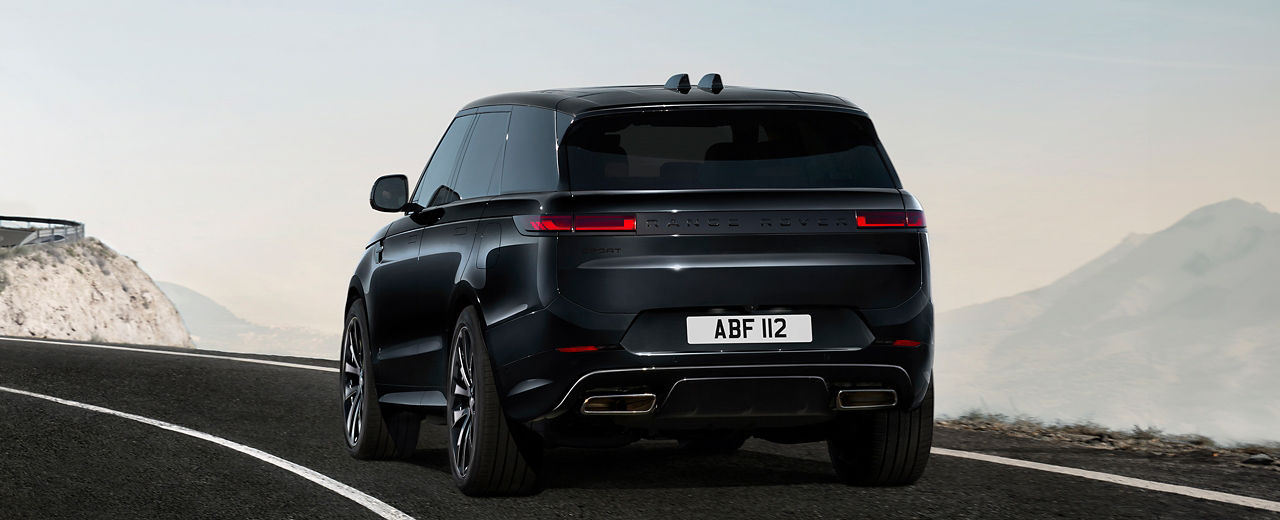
[413,114,474,206]
[453,111,510,200]
[500,106,559,194]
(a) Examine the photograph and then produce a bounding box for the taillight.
[572,215,636,231]
[523,215,572,231]
[517,215,636,232]
[855,210,926,228]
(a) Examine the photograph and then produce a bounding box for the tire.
[447,306,540,496]
[341,299,414,459]
[827,382,933,486]
[678,433,748,454]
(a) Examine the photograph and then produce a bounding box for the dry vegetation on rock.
[940,410,1279,470]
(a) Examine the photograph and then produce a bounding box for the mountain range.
[936,199,1280,442]
[158,282,337,360]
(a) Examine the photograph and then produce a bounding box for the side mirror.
[370,174,409,212]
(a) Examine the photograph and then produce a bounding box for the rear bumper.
[544,364,912,429]
[487,296,933,427]
[500,353,929,424]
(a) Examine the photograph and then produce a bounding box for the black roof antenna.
[697,73,723,94]
[664,73,691,93]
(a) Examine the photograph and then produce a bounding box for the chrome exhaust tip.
[581,393,657,415]
[836,389,898,410]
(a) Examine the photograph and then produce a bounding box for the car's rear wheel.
[827,382,933,486]
[341,299,401,459]
[447,306,540,496]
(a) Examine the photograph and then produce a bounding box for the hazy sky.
[3,1,1278,333]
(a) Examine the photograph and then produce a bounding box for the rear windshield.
[562,109,896,191]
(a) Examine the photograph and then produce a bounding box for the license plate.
[686,314,813,344]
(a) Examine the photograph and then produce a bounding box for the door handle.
[375,242,386,263]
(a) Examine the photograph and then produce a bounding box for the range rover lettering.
[341,73,934,496]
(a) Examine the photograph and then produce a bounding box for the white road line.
[0,385,414,520]
[2,337,337,373]
[933,447,1280,513]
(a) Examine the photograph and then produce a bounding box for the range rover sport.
[342,73,934,496]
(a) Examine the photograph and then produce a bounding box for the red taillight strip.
[517,215,636,232]
[855,210,926,228]
[572,215,636,231]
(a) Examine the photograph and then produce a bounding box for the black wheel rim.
[449,325,476,477]
[341,317,365,448]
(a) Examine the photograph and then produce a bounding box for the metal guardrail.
[0,215,86,248]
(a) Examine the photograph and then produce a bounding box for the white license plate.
[685,314,813,344]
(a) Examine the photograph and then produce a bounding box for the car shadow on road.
[403,428,837,490]
[542,444,838,489]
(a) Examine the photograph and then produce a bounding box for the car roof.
[460,83,865,117]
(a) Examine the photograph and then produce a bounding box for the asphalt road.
[2,337,1277,519]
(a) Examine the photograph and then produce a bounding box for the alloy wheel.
[449,325,476,477]
[341,317,365,447]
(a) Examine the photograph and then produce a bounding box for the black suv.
[342,74,933,496]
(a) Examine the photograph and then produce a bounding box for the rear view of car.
[344,73,933,495]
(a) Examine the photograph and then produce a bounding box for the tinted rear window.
[562,109,895,191]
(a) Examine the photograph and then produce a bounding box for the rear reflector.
[556,346,599,353]
[892,339,923,347]
[518,215,636,232]
[856,210,926,228]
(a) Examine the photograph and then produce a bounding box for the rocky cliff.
[0,238,192,347]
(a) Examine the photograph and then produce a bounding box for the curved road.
[2,337,1277,519]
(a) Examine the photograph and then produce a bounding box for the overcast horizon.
[4,1,1279,333]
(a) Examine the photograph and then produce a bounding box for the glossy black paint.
[462,84,857,116]
[347,83,933,446]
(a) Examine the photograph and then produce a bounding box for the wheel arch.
[447,282,484,337]
[446,282,513,393]
[345,278,365,316]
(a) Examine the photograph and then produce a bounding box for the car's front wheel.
[827,382,933,486]
[447,306,540,496]
[340,299,401,459]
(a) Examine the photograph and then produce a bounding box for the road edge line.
[0,385,413,520]
[3,337,337,373]
[933,447,1280,513]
